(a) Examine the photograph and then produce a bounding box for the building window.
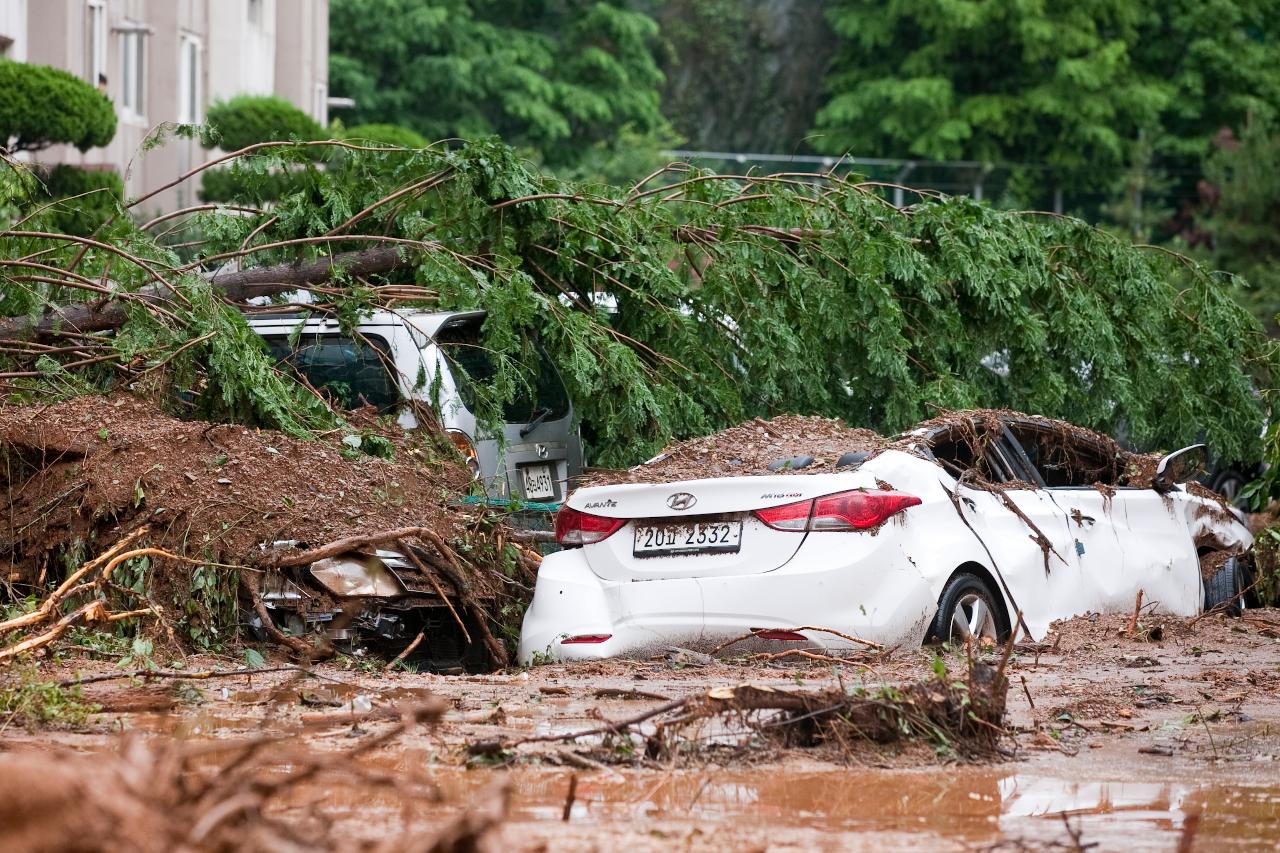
[87,1,107,88]
[120,29,146,117]
[178,34,201,123]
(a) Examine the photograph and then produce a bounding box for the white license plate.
[633,519,743,557]
[520,463,556,500]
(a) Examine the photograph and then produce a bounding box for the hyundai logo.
[667,492,697,511]
[535,443,549,459]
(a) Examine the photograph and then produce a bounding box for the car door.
[1004,422,1193,616]
[925,421,1086,640]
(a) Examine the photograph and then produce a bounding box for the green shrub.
[38,165,123,236]
[0,60,116,153]
[342,123,429,149]
[206,94,323,151]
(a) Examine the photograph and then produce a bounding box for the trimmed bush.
[342,123,429,149]
[205,95,323,151]
[39,165,124,236]
[0,61,116,153]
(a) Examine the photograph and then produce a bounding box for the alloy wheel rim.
[951,592,997,642]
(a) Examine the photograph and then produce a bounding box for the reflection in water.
[427,766,1277,851]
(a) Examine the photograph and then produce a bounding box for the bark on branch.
[0,246,411,342]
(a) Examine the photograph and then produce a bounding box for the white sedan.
[519,413,1254,663]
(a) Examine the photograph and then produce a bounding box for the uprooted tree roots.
[0,700,512,852]
[470,659,1010,764]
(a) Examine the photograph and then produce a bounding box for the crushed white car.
[519,412,1254,663]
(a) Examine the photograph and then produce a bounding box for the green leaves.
[0,61,116,153]
[1,135,1271,482]
[814,0,1280,196]
[329,0,668,169]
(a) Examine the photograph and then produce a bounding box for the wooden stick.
[396,538,470,645]
[1127,589,1144,639]
[387,630,425,669]
[0,526,149,635]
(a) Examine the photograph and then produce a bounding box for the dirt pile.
[587,414,887,485]
[586,409,1167,493]
[0,394,475,579]
[0,394,535,665]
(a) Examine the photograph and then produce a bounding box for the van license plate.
[633,520,743,557]
[521,463,555,500]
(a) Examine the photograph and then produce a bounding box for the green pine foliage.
[2,139,1273,480]
[329,0,669,169]
[1203,120,1280,333]
[0,61,116,153]
[28,141,1278,465]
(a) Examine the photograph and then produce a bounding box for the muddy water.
[303,751,1278,851]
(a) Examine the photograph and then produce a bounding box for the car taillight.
[754,498,813,531]
[811,490,921,530]
[555,506,626,545]
[447,429,481,480]
[754,490,921,532]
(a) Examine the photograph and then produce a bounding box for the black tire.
[1207,468,1252,509]
[1203,555,1245,616]
[929,573,1009,644]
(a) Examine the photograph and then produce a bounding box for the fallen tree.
[1,137,1273,469]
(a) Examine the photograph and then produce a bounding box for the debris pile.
[587,414,887,485]
[470,658,1010,765]
[0,394,537,665]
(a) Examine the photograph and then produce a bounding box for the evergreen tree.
[329,0,668,169]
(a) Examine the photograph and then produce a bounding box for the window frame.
[86,0,107,86]
[178,32,202,124]
[118,26,147,119]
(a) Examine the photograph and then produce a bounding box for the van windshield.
[435,320,570,423]
[262,333,401,413]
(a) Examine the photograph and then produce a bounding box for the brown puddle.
[285,754,1280,851]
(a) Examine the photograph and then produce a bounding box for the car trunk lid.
[567,473,866,581]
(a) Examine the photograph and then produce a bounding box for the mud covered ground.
[3,609,1278,851]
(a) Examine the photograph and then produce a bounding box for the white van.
[246,309,583,503]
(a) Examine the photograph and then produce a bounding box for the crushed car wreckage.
[519,411,1255,663]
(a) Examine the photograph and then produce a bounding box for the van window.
[263,333,401,413]
[435,321,569,423]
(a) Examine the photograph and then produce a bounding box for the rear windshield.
[434,320,570,423]
[263,333,401,413]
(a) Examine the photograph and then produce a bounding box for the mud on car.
[519,411,1255,662]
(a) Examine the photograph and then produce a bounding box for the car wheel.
[1203,555,1246,616]
[1208,469,1249,507]
[932,574,1005,644]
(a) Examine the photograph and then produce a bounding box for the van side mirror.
[1153,444,1207,491]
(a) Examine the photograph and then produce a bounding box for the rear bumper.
[518,548,937,664]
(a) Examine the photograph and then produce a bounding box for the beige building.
[1,0,329,212]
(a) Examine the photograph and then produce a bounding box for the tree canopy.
[813,0,1280,190]
[0,61,116,153]
[328,0,668,168]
